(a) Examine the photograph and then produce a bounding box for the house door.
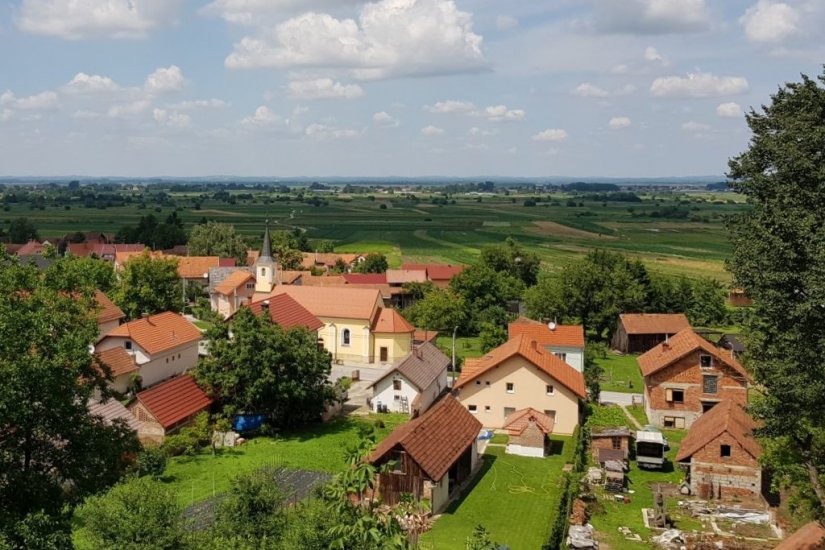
[380,347,388,362]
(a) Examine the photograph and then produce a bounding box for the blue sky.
[0,0,822,177]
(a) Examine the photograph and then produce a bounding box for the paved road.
[599,390,643,406]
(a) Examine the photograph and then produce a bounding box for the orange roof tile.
[177,256,221,279]
[386,269,427,284]
[454,334,586,399]
[369,395,481,481]
[414,329,439,343]
[638,328,750,380]
[775,521,825,550]
[619,313,690,335]
[371,308,414,334]
[508,317,584,348]
[103,312,201,356]
[401,263,466,281]
[243,294,324,332]
[269,285,381,321]
[214,270,255,296]
[675,400,762,462]
[503,408,556,436]
[94,347,138,378]
[299,275,348,287]
[301,252,361,269]
[135,375,213,429]
[343,273,387,285]
[95,290,125,324]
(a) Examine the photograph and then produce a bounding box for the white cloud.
[168,99,228,110]
[63,72,120,94]
[16,0,181,39]
[0,91,17,106]
[153,108,191,128]
[716,102,744,118]
[615,84,637,96]
[496,15,519,30]
[425,100,476,114]
[609,116,631,129]
[593,0,711,34]
[469,127,497,137]
[201,0,361,25]
[144,66,185,95]
[650,72,749,98]
[15,91,59,110]
[107,100,151,118]
[224,0,486,80]
[72,110,102,119]
[287,78,364,100]
[420,125,445,136]
[241,105,284,127]
[740,0,800,44]
[644,46,665,62]
[372,111,399,127]
[573,83,609,98]
[305,123,359,139]
[482,105,524,122]
[682,120,711,132]
[533,128,568,142]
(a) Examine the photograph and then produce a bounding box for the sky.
[0,0,823,178]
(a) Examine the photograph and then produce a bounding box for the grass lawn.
[161,414,407,508]
[597,353,643,393]
[435,335,484,363]
[421,436,573,550]
[192,320,213,331]
[589,429,702,549]
[626,405,649,427]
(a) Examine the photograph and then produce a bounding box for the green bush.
[137,446,167,477]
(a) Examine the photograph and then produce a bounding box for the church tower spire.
[255,219,277,293]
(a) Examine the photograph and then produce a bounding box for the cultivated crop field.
[3,185,745,279]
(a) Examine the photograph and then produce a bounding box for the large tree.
[113,252,181,319]
[0,254,138,545]
[195,308,333,427]
[449,264,523,332]
[727,69,825,514]
[44,255,116,293]
[8,217,38,243]
[188,222,248,265]
[353,253,388,274]
[480,237,541,286]
[402,287,466,332]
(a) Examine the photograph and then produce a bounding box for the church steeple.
[255,219,276,293]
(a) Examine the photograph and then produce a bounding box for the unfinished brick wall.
[688,432,761,498]
[644,350,748,428]
[591,435,631,458]
[512,423,545,450]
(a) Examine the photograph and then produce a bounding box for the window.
[485,381,490,385]
[702,401,718,413]
[342,329,351,346]
[703,375,718,394]
[178,354,181,359]
[665,388,684,403]
[165,358,169,364]
[393,379,402,391]
[664,416,686,429]
[504,407,516,419]
[246,283,254,290]
[485,405,491,413]
[700,354,713,369]
[506,382,514,393]
[544,410,556,419]
[611,437,622,450]
[546,385,555,395]
[476,380,481,385]
[390,451,406,474]
[554,352,567,362]
[124,340,132,350]
[721,444,731,458]
[468,405,478,413]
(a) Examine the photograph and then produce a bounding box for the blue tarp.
[232,414,267,432]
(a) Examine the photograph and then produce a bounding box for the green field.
[3,187,745,279]
[422,437,573,549]
[597,353,644,393]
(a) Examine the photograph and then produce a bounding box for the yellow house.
[268,285,413,365]
[453,334,587,435]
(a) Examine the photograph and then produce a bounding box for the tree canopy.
[195,307,333,427]
[727,69,825,515]
[353,253,389,274]
[480,237,541,286]
[188,222,248,265]
[44,255,116,293]
[113,252,181,319]
[8,217,39,243]
[115,213,186,250]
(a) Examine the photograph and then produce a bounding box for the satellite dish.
[548,321,557,331]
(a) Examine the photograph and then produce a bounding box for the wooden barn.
[369,395,481,513]
[611,313,691,354]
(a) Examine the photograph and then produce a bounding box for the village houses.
[368,342,450,416]
[507,316,585,372]
[612,313,691,354]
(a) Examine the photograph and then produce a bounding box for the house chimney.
[530,339,538,350]
[662,341,670,352]
[262,300,270,314]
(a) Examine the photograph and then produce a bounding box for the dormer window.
[124,340,132,350]
[700,354,713,369]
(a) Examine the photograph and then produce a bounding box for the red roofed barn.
[128,375,213,445]
[611,313,691,353]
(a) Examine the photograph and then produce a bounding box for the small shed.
[728,288,753,308]
[503,408,555,458]
[591,426,633,460]
[717,334,745,358]
[611,313,691,354]
[128,374,213,445]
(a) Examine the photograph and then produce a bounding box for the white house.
[508,317,585,372]
[96,311,202,390]
[369,342,450,416]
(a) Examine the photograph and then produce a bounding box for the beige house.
[453,334,586,435]
[210,270,256,318]
[95,311,202,389]
[95,290,125,340]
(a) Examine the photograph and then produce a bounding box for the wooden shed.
[128,374,213,445]
[591,426,633,460]
[611,313,691,354]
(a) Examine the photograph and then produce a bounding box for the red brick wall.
[512,423,545,449]
[644,350,748,428]
[591,436,630,454]
[689,431,761,498]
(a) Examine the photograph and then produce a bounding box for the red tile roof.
[135,375,213,430]
[103,312,201,356]
[401,263,465,281]
[775,521,825,550]
[619,313,690,335]
[213,270,255,295]
[301,252,361,269]
[371,308,415,334]
[508,317,585,348]
[176,256,222,279]
[638,328,750,380]
[414,329,439,343]
[369,395,481,481]
[244,294,325,332]
[343,273,388,285]
[503,408,555,436]
[94,347,138,378]
[386,269,427,285]
[269,285,381,321]
[16,240,45,256]
[95,290,125,324]
[676,400,762,462]
[454,334,587,399]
